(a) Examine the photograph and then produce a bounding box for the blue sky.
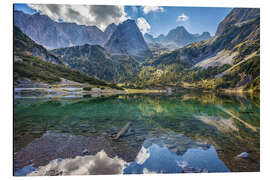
[14,4,232,36]
[14,4,37,14]
[125,6,231,36]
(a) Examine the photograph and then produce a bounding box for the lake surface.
[13,92,260,175]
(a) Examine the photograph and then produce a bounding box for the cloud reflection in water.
[28,150,126,176]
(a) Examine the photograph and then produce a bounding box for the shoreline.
[14,86,259,99]
[14,87,167,99]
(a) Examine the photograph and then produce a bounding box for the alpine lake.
[13,90,260,175]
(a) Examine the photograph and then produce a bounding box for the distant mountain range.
[14,10,109,49]
[13,8,260,92]
[144,26,211,49]
[14,10,151,57]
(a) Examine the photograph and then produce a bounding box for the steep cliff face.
[103,23,117,43]
[105,20,152,57]
[14,10,107,49]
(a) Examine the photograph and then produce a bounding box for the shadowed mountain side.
[51,44,141,82]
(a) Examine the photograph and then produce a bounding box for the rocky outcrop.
[103,23,117,43]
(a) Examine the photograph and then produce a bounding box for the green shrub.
[14,52,112,87]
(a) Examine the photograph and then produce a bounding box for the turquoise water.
[14,92,260,175]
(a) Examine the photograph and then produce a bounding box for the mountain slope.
[14,10,107,49]
[105,20,152,57]
[215,8,260,36]
[152,8,259,67]
[14,26,113,88]
[52,44,141,82]
[134,8,260,91]
[14,26,62,65]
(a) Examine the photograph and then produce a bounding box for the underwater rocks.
[182,167,208,173]
[236,152,249,158]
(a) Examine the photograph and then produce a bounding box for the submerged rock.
[182,167,208,173]
[236,152,249,158]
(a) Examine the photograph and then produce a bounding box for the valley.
[14,8,260,96]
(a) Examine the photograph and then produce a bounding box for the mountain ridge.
[144,26,211,49]
[14,10,108,49]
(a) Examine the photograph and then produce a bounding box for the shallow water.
[13,92,260,175]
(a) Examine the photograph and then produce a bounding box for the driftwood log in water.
[113,122,131,140]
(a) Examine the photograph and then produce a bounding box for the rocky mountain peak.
[105,19,151,57]
[104,23,118,42]
[175,26,187,31]
[144,26,211,49]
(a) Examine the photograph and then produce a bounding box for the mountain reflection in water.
[14,92,260,175]
[15,132,228,175]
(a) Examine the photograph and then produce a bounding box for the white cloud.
[176,160,188,168]
[142,6,164,14]
[136,17,151,35]
[176,13,189,22]
[28,4,128,31]
[143,168,157,174]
